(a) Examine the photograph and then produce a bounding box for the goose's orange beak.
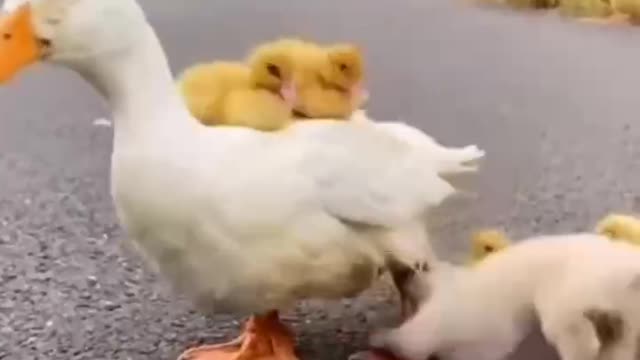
[0,4,40,84]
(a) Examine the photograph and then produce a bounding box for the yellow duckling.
[296,43,367,119]
[594,213,640,245]
[466,214,640,268]
[264,38,367,119]
[177,43,296,131]
[469,229,512,264]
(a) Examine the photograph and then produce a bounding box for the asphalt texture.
[2,0,640,359]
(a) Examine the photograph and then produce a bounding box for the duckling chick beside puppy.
[469,212,640,266]
[468,229,511,264]
[595,213,640,245]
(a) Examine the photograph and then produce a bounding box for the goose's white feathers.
[351,110,485,176]
[281,120,459,227]
[2,0,485,317]
[115,119,460,314]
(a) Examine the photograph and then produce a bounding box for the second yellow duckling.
[468,229,512,264]
[594,213,640,245]
[263,38,367,120]
[177,43,297,131]
[297,42,367,119]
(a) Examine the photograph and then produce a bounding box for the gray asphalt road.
[2,0,640,359]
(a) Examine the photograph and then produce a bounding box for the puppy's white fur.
[373,233,640,360]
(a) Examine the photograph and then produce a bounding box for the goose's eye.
[266,63,281,79]
[38,38,52,48]
[339,63,348,72]
[483,245,494,252]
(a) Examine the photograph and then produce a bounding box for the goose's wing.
[375,122,484,176]
[351,110,486,176]
[289,121,459,228]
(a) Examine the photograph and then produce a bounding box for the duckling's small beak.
[351,82,369,108]
[279,80,297,108]
[0,4,40,84]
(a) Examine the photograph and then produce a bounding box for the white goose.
[0,1,485,359]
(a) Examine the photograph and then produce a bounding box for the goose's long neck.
[72,24,192,146]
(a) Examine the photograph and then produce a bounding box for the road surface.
[1,0,640,359]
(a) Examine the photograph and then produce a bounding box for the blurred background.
[1,0,639,359]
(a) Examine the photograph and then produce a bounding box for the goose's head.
[0,0,147,83]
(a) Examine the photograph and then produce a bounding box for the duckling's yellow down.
[595,213,640,246]
[468,229,512,265]
[177,42,297,131]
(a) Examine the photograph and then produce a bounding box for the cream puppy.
[369,233,640,360]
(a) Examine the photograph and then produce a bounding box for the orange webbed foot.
[178,311,298,360]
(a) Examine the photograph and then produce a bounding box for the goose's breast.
[110,155,385,314]
[118,203,384,314]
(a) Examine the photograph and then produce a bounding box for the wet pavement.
[1,0,640,359]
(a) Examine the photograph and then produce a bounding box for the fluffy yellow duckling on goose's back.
[595,213,640,245]
[221,43,297,130]
[177,44,296,131]
[178,62,248,126]
[468,229,512,264]
[260,38,367,120]
[295,42,367,119]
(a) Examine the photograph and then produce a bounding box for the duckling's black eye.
[3,33,12,40]
[483,245,494,252]
[266,63,281,79]
[339,63,348,72]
